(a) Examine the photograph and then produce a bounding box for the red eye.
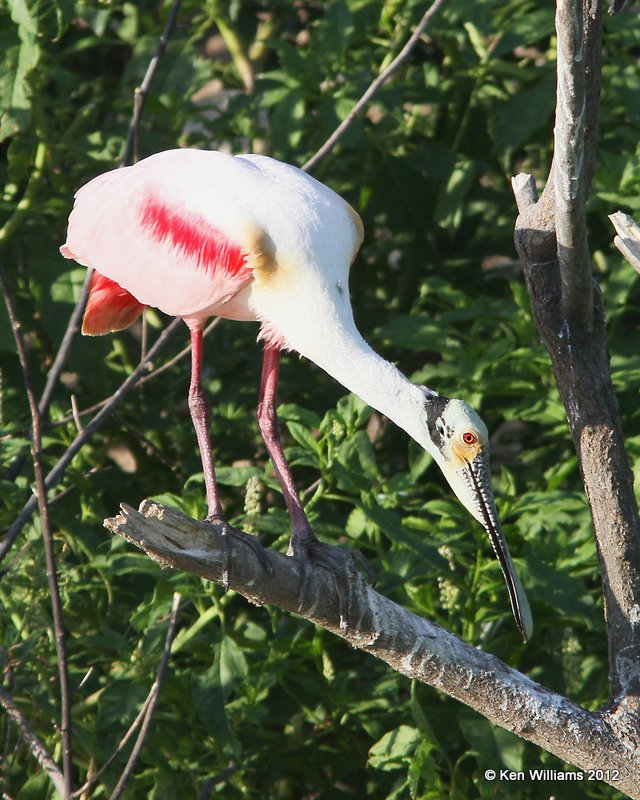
[462,431,478,445]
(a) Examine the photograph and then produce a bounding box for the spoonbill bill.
[60,148,532,641]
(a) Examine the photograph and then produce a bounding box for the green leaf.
[286,420,320,456]
[368,725,420,771]
[220,635,249,688]
[459,707,525,772]
[434,157,477,233]
[50,267,85,303]
[488,72,555,150]
[0,2,41,142]
[192,651,242,758]
[16,770,50,799]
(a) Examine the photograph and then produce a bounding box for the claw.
[206,513,232,589]
[290,533,374,632]
[206,514,273,590]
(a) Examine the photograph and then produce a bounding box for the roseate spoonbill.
[60,148,532,641]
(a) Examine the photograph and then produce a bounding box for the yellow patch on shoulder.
[242,221,276,276]
[346,203,364,267]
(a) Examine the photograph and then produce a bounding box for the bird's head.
[419,388,532,641]
[423,393,492,524]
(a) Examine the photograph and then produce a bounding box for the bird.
[60,148,533,641]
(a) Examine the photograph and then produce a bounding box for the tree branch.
[0,685,66,797]
[121,0,182,166]
[5,0,184,487]
[107,592,181,800]
[0,265,73,798]
[105,501,640,799]
[609,211,640,274]
[0,318,182,565]
[513,178,640,711]
[301,0,446,173]
[512,1,640,713]
[553,0,598,329]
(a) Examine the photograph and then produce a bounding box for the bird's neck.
[287,318,432,453]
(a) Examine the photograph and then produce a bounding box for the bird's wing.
[60,151,264,323]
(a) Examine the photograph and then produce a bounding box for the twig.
[38,317,221,432]
[138,317,221,387]
[121,0,182,166]
[5,0,184,486]
[0,685,66,797]
[0,318,183,566]
[0,265,73,798]
[70,395,84,434]
[609,211,640,274]
[0,142,47,247]
[71,595,181,798]
[553,0,595,328]
[107,593,182,800]
[38,271,92,421]
[301,0,446,173]
[2,143,59,482]
[197,763,239,800]
[71,695,153,798]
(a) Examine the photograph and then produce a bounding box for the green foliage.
[0,0,638,798]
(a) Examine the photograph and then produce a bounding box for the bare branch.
[0,685,66,797]
[106,501,640,799]
[197,764,239,800]
[71,694,153,797]
[38,272,92,421]
[513,172,640,710]
[71,594,181,798]
[7,0,184,488]
[0,318,183,565]
[42,318,221,433]
[4,270,89,482]
[301,0,446,173]
[121,0,182,166]
[609,211,640,274]
[0,265,73,798]
[107,593,181,800]
[512,1,640,710]
[553,0,595,328]
[511,173,538,213]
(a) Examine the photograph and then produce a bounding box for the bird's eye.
[461,431,478,445]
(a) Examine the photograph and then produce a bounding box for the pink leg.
[185,325,273,588]
[257,344,373,628]
[256,345,316,553]
[188,324,223,520]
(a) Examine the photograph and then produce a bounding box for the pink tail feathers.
[81,272,146,335]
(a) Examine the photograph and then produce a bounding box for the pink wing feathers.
[60,151,259,332]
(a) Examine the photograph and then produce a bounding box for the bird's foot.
[289,529,374,632]
[206,513,273,590]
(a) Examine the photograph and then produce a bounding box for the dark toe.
[292,537,373,632]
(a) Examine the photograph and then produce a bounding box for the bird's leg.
[256,345,372,628]
[188,324,224,521]
[256,345,315,550]
[187,324,271,587]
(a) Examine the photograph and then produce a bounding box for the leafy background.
[1,0,639,797]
